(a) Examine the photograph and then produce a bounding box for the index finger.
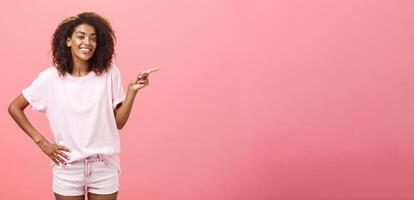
[141,67,160,75]
[138,67,160,79]
[58,145,72,152]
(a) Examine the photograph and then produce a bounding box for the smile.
[80,47,93,54]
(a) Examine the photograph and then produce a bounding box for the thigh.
[88,191,118,200]
[54,193,85,200]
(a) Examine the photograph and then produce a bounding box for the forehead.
[73,24,96,35]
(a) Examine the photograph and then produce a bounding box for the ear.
[66,37,71,47]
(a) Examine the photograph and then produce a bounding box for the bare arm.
[114,67,159,129]
[8,94,71,165]
[114,90,137,129]
[8,94,45,143]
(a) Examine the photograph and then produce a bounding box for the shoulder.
[108,64,122,79]
[38,66,58,77]
[108,64,121,74]
[31,67,58,83]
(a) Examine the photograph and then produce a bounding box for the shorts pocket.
[101,156,121,175]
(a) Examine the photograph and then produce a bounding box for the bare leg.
[88,191,118,200]
[54,193,85,200]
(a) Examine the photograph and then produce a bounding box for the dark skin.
[8,94,71,165]
[8,23,159,200]
[7,67,158,200]
[7,67,158,166]
[8,95,118,200]
[54,192,118,200]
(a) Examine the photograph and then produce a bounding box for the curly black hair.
[51,12,116,76]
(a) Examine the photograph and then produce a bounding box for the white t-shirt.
[22,64,126,165]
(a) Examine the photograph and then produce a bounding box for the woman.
[8,12,159,200]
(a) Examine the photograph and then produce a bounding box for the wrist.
[34,135,45,145]
[127,88,139,96]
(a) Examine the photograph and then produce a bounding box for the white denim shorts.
[52,154,121,196]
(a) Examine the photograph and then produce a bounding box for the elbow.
[8,95,28,117]
[8,102,24,118]
[116,122,125,130]
[8,103,17,116]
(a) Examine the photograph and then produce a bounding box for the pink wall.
[1,0,413,199]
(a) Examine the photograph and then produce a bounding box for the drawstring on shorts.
[82,154,104,185]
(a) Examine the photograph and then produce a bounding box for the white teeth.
[80,48,91,52]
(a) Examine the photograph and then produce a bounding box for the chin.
[76,54,94,62]
[82,56,93,61]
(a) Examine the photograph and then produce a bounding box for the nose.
[83,37,91,45]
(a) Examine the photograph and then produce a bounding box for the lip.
[79,47,93,54]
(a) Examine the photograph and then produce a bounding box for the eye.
[77,35,84,39]
[91,37,97,42]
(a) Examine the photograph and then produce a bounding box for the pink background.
[1,0,413,199]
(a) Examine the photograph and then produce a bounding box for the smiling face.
[66,24,97,63]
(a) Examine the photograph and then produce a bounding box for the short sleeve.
[22,68,53,113]
[111,65,126,109]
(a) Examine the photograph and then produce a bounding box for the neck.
[72,59,89,76]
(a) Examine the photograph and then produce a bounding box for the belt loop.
[98,154,103,162]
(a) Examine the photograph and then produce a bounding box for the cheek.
[70,46,77,52]
[75,39,83,45]
[70,40,80,48]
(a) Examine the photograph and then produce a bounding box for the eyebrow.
[75,31,97,35]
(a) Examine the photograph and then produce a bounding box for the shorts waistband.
[71,154,105,164]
